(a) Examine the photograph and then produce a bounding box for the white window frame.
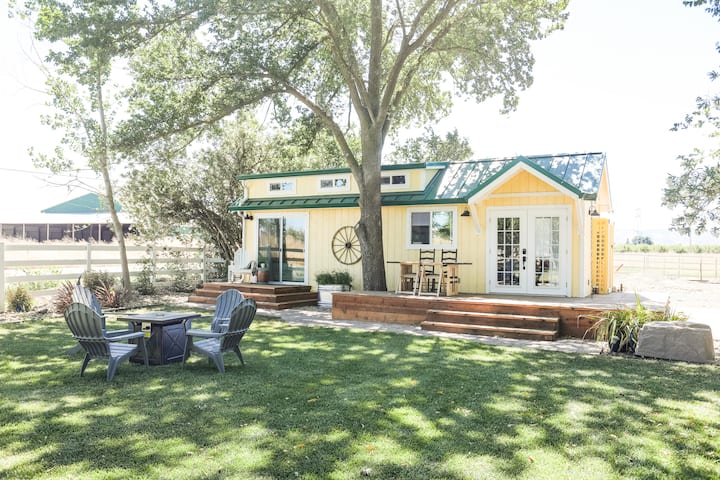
[406,207,458,249]
[267,178,296,195]
[381,173,409,190]
[318,175,350,192]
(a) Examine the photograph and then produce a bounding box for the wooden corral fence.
[615,252,720,281]
[0,242,225,311]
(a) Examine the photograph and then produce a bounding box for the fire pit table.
[118,311,200,365]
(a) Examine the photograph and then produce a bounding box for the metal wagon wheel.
[331,225,362,265]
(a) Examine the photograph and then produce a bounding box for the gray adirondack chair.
[183,298,257,373]
[66,285,130,354]
[63,303,149,381]
[209,289,245,333]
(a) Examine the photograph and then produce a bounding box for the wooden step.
[422,309,559,341]
[421,321,558,341]
[427,309,559,329]
[188,282,317,310]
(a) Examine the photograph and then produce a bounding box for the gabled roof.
[230,152,606,211]
[42,193,122,214]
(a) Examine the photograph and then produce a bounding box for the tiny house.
[230,152,613,297]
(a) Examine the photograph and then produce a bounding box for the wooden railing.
[0,242,222,311]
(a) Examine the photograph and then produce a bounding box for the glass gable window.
[319,177,349,192]
[410,210,454,247]
[381,174,408,188]
[268,180,295,194]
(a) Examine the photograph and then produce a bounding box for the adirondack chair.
[183,298,257,373]
[227,248,258,283]
[63,302,148,381]
[210,289,245,333]
[65,285,131,354]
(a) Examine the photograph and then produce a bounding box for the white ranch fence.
[0,242,225,311]
[614,252,720,282]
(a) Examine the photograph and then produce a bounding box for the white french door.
[487,207,570,296]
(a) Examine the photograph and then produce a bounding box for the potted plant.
[583,295,687,353]
[315,271,352,307]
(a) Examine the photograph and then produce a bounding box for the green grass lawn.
[1,307,719,480]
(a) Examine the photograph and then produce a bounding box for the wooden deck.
[331,291,617,340]
[189,282,318,310]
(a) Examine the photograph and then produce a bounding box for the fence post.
[0,243,5,312]
[86,243,92,273]
[202,246,207,282]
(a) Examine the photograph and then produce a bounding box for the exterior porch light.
[244,212,254,221]
[588,205,600,216]
[460,207,471,217]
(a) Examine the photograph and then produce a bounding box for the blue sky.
[2,0,719,243]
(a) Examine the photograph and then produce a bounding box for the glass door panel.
[533,216,560,288]
[495,216,522,288]
[258,216,307,283]
[282,217,306,283]
[258,218,281,281]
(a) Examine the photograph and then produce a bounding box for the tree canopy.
[122,113,346,261]
[17,0,569,290]
[14,0,142,288]
[386,128,473,164]
[117,0,569,290]
[663,0,720,238]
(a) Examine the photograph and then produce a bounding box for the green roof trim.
[237,162,429,180]
[42,193,122,214]
[230,194,359,211]
[231,152,606,211]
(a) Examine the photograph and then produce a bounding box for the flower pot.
[317,284,350,307]
[257,268,270,283]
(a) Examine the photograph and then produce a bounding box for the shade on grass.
[1,308,719,479]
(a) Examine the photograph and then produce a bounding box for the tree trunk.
[104,176,132,290]
[356,126,387,291]
[96,76,131,290]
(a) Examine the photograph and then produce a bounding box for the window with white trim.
[409,209,455,247]
[267,179,296,194]
[319,176,349,192]
[381,174,408,189]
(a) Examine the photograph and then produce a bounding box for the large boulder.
[635,321,715,364]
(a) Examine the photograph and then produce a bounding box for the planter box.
[318,284,350,307]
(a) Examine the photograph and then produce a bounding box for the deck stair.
[421,309,560,341]
[189,282,317,310]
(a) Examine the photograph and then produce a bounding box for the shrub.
[50,281,75,314]
[95,279,128,309]
[6,285,33,312]
[166,251,197,293]
[83,270,116,291]
[315,271,352,285]
[136,257,156,295]
[584,295,687,353]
